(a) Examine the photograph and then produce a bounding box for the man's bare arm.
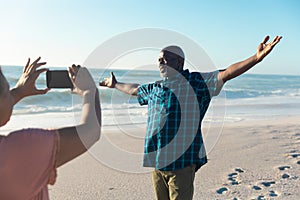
[218,36,282,83]
[99,72,139,96]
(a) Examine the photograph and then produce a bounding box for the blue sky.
[0,0,299,75]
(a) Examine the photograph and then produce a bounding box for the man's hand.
[256,35,282,62]
[12,57,49,104]
[99,72,117,88]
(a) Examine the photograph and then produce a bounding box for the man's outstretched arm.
[218,36,282,83]
[99,72,139,96]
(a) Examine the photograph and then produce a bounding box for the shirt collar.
[163,69,189,84]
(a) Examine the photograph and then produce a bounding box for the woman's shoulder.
[1,128,58,150]
[8,128,58,136]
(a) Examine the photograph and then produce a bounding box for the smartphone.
[46,70,73,89]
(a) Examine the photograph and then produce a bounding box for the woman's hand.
[68,64,97,96]
[12,57,49,103]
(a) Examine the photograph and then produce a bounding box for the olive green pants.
[152,164,196,200]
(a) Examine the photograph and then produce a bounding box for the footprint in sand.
[289,153,300,158]
[278,166,290,171]
[255,190,279,199]
[270,130,280,134]
[257,195,265,200]
[227,168,244,185]
[253,181,279,198]
[217,168,245,195]
[294,133,300,139]
[228,173,237,180]
[277,166,291,179]
[235,168,245,173]
[286,149,300,165]
[252,185,262,191]
[289,149,297,153]
[282,173,290,179]
[216,187,228,194]
[269,190,279,197]
[261,181,276,187]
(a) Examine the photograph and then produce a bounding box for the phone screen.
[46,70,73,88]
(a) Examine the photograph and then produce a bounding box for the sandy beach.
[48,115,300,200]
[2,68,299,200]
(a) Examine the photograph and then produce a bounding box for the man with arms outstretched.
[100,36,282,200]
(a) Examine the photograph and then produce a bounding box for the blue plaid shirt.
[137,69,221,171]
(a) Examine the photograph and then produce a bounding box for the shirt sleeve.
[200,70,223,97]
[0,128,59,199]
[137,83,153,105]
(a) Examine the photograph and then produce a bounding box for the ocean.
[1,65,300,128]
